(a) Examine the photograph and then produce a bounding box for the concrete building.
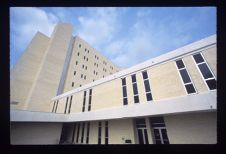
[10,23,217,144]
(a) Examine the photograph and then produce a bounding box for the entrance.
[135,118,149,144]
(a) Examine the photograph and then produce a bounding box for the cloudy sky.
[10,7,216,69]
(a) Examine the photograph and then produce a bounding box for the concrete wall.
[10,122,62,144]
[63,36,120,92]
[10,32,49,110]
[164,112,216,144]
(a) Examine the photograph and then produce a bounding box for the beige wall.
[164,112,216,144]
[10,122,62,144]
[202,46,217,77]
[10,32,49,110]
[26,23,73,112]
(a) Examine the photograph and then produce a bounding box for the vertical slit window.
[142,71,153,101]
[68,96,73,114]
[193,53,216,90]
[54,100,59,113]
[81,122,85,143]
[105,121,108,144]
[76,123,80,143]
[88,89,92,111]
[72,123,76,143]
[82,91,86,112]
[52,101,56,112]
[98,122,101,144]
[64,97,69,114]
[131,74,139,103]
[86,122,90,144]
[176,59,196,94]
[121,78,128,105]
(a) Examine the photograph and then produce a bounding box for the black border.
[1,0,225,153]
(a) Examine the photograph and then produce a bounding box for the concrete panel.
[164,112,216,144]
[149,61,187,100]
[89,121,98,144]
[10,32,49,110]
[10,122,62,144]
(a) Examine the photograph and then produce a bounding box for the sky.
[10,7,216,69]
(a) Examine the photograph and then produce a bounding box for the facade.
[10,23,217,144]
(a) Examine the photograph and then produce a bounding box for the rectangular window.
[121,78,128,105]
[72,82,74,87]
[74,71,76,76]
[88,89,92,111]
[52,101,56,112]
[64,97,69,114]
[176,59,196,94]
[82,91,86,112]
[81,122,85,143]
[193,53,216,90]
[72,123,76,143]
[86,122,90,144]
[98,122,101,144]
[68,96,73,114]
[54,100,59,113]
[131,74,139,103]
[142,71,153,101]
[76,122,80,143]
[105,121,108,144]
[150,117,170,144]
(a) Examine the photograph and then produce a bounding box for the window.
[76,61,78,65]
[193,53,216,90]
[54,100,59,113]
[105,121,108,144]
[81,74,83,78]
[68,96,73,114]
[72,123,76,143]
[82,91,86,112]
[88,50,89,53]
[76,123,80,143]
[103,75,104,78]
[86,58,88,61]
[84,56,86,60]
[85,66,87,70]
[82,65,84,69]
[84,75,86,80]
[176,59,196,94]
[150,117,169,144]
[135,118,149,144]
[79,44,81,48]
[77,52,80,56]
[98,122,101,144]
[80,85,82,87]
[142,71,153,101]
[64,97,69,114]
[52,101,56,112]
[74,71,76,76]
[97,64,98,67]
[88,89,92,111]
[86,122,90,144]
[85,48,87,52]
[81,122,85,143]
[72,82,74,87]
[131,74,139,103]
[94,63,96,66]
[96,72,98,75]
[121,78,128,105]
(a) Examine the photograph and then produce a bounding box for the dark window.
[123,86,127,97]
[72,123,76,143]
[88,50,89,53]
[185,84,196,94]
[82,65,84,68]
[74,71,76,75]
[146,93,153,101]
[81,74,83,78]
[206,79,216,90]
[179,69,191,83]
[135,118,146,125]
[131,74,136,83]
[52,101,56,112]
[54,100,58,113]
[76,61,78,65]
[150,117,164,125]
[64,97,69,114]
[84,76,86,80]
[134,95,139,103]
[86,122,90,144]
[144,129,149,144]
[85,66,87,70]
[98,122,101,144]
[77,52,80,56]
[123,98,128,105]
[86,58,88,61]
[82,91,86,112]
[193,53,204,64]
[81,123,85,143]
[133,84,138,95]
[68,96,73,114]
[88,89,92,111]
[144,80,151,92]
[198,63,213,79]
[122,78,126,86]
[138,129,144,144]
[176,60,185,69]
[80,85,82,87]
[84,56,86,60]
[79,44,81,48]
[76,123,80,143]
[72,82,74,87]
[85,48,87,51]
[142,71,148,80]
[105,121,108,145]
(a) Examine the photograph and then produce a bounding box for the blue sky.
[10,7,216,69]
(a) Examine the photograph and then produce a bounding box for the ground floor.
[10,112,216,144]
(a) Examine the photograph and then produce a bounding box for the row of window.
[52,95,73,114]
[121,52,216,105]
[72,122,90,144]
[79,44,90,54]
[82,89,92,112]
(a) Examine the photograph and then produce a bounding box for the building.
[10,23,217,144]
